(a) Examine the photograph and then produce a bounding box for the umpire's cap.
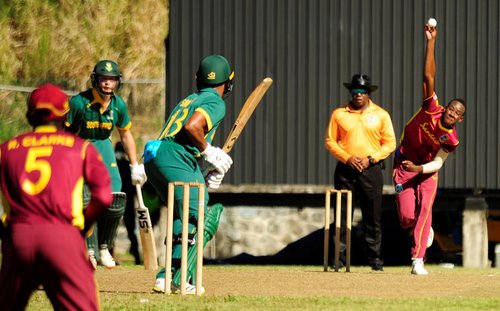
[343,74,378,92]
[27,83,69,124]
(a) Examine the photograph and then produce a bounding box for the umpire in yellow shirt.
[325,74,396,271]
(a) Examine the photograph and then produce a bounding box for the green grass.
[23,265,500,311]
[25,291,500,311]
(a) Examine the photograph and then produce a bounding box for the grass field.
[25,264,500,310]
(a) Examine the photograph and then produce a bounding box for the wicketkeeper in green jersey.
[66,60,147,269]
[144,55,234,295]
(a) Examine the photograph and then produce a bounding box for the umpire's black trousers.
[333,162,384,267]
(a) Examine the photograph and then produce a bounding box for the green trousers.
[144,140,209,216]
[91,138,122,192]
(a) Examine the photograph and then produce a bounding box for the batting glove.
[201,143,233,174]
[130,163,147,186]
[205,170,224,189]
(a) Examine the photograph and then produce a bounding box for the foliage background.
[0,0,169,146]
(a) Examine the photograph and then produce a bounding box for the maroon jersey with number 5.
[0,125,112,228]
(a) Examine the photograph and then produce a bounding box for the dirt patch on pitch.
[96,265,500,298]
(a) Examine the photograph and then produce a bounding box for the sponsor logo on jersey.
[86,121,113,130]
[368,115,378,126]
[420,122,439,145]
[439,134,449,142]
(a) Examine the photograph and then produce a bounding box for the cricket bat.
[135,184,158,270]
[222,77,273,153]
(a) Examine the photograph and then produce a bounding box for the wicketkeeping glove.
[130,163,147,186]
[205,170,224,189]
[201,143,233,174]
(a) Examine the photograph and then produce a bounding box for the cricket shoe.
[153,277,166,293]
[153,278,205,295]
[427,227,434,248]
[98,247,116,269]
[88,250,98,270]
[152,268,166,293]
[171,283,205,295]
[411,258,429,275]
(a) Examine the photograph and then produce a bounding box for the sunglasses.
[351,88,368,95]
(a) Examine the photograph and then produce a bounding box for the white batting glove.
[205,170,224,189]
[130,163,147,186]
[201,143,233,174]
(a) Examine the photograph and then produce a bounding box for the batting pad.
[97,192,126,248]
[173,203,224,285]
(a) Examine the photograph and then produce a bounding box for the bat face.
[135,184,158,270]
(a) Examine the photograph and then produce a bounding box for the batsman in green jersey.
[145,55,234,295]
[66,60,147,269]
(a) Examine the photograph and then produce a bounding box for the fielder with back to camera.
[392,19,466,275]
[0,84,113,310]
[144,55,234,295]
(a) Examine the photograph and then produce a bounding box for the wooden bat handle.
[135,184,144,206]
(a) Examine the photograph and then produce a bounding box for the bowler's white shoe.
[99,247,116,269]
[411,258,429,275]
[427,227,434,248]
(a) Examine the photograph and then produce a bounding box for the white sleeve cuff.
[422,149,449,174]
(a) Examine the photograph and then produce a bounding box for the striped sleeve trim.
[118,122,132,131]
[196,108,213,130]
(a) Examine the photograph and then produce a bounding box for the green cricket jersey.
[143,87,226,207]
[65,88,131,140]
[157,88,226,157]
[65,88,132,192]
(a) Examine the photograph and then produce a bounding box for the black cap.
[343,74,378,92]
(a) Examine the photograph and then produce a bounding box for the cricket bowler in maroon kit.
[393,22,466,275]
[0,84,113,310]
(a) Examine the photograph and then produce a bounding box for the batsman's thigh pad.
[97,192,126,247]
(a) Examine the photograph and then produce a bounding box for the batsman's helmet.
[91,60,122,88]
[196,55,234,96]
[26,83,69,127]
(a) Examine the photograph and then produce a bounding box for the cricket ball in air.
[428,18,437,27]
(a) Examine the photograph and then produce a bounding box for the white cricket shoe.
[99,247,116,269]
[153,277,166,293]
[152,278,205,295]
[411,258,429,275]
[171,283,205,296]
[427,227,434,248]
[88,250,97,270]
